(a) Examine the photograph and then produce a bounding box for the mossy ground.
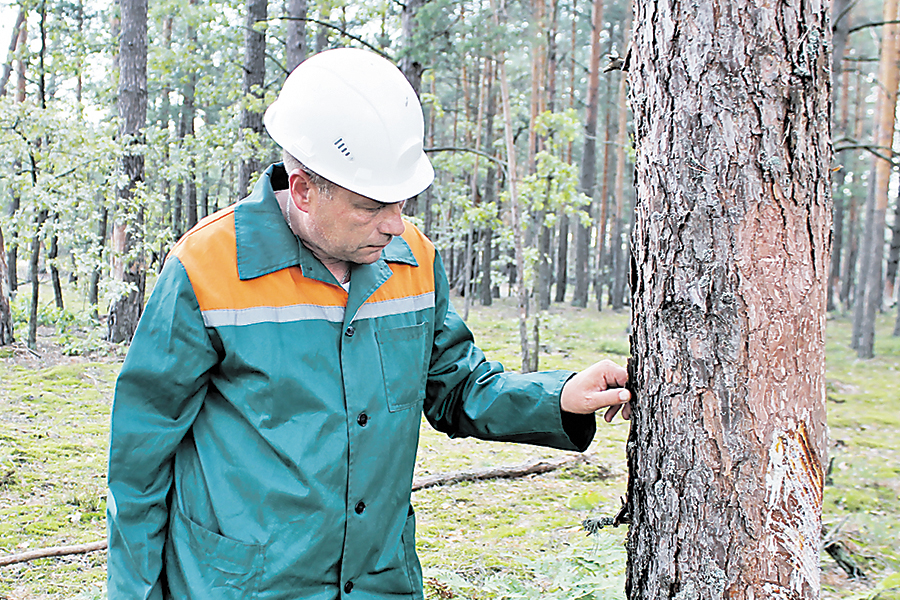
[0,298,898,598]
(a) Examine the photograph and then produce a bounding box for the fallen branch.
[412,454,598,491]
[0,540,107,567]
[1,455,598,567]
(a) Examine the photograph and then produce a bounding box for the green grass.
[0,297,898,599]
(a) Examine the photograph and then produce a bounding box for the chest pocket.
[376,322,428,412]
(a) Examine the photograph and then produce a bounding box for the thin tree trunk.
[883,194,900,303]
[285,0,307,71]
[609,71,629,310]
[594,75,615,309]
[858,0,900,358]
[107,0,148,343]
[0,8,25,97]
[6,14,27,293]
[554,0,578,304]
[572,0,604,307]
[494,0,530,372]
[89,206,108,321]
[0,226,12,345]
[829,66,851,312]
[48,222,63,311]
[627,0,831,597]
[238,0,268,197]
[480,64,497,307]
[852,179,876,347]
[28,210,49,350]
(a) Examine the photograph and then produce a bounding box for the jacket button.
[344,581,354,593]
[355,501,366,514]
[345,325,355,337]
[357,413,368,427]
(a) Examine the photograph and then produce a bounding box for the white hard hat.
[264,48,434,203]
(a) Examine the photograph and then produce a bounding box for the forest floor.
[0,296,897,599]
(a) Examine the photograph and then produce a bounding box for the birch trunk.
[627,0,831,597]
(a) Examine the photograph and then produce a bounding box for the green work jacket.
[106,164,595,600]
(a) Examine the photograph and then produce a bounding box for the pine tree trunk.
[572,0,604,308]
[238,0,267,197]
[627,0,831,597]
[107,0,148,344]
[857,0,900,358]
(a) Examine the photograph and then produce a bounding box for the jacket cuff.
[558,373,596,452]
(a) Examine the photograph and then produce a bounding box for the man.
[106,48,631,600]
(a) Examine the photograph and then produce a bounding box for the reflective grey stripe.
[355,292,435,321]
[201,304,345,327]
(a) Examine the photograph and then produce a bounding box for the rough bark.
[238,0,268,197]
[572,0,604,308]
[285,0,307,71]
[399,0,426,95]
[857,0,900,358]
[107,0,148,343]
[627,0,831,598]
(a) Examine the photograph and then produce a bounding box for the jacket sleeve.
[423,252,596,451]
[106,258,219,600]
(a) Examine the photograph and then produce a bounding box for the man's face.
[289,170,407,266]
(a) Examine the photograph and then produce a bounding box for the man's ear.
[288,169,313,213]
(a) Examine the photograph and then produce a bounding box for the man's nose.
[380,203,406,236]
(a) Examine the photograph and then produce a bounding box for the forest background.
[0,0,898,597]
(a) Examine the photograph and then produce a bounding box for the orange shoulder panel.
[170,207,347,312]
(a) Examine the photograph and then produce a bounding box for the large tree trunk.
[571,0,604,308]
[238,0,268,197]
[107,0,148,344]
[626,0,831,597]
[857,0,900,357]
[285,0,307,71]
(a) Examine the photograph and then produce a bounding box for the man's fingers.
[603,403,621,423]
[588,387,631,413]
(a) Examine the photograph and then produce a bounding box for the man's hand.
[560,359,632,422]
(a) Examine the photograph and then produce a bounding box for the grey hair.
[282,150,334,197]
